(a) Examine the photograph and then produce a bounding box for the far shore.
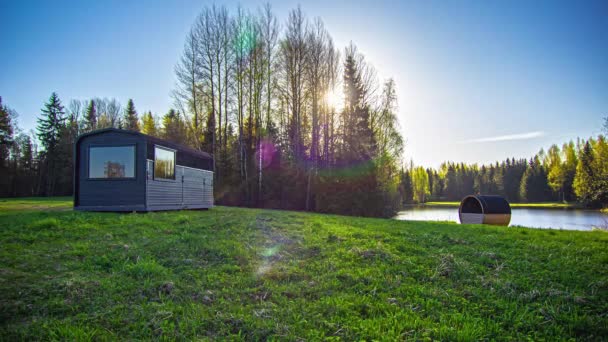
[406,201,591,210]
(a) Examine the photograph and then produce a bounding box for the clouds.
[464,131,545,143]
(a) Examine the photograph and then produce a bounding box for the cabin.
[74,128,213,211]
[458,195,511,226]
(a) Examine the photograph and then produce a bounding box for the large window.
[89,146,135,179]
[154,146,175,180]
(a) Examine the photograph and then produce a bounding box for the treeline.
[0,4,405,217]
[400,135,608,208]
[0,95,159,197]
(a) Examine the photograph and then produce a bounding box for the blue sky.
[1,0,606,167]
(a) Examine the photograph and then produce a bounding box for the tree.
[592,136,608,205]
[0,97,16,196]
[519,157,550,202]
[399,167,413,204]
[14,133,37,196]
[341,43,376,162]
[123,99,139,131]
[0,97,14,168]
[106,98,122,128]
[574,141,595,205]
[546,144,566,201]
[411,166,430,203]
[84,100,97,132]
[561,141,578,201]
[141,111,158,136]
[162,109,187,145]
[174,25,204,144]
[37,92,66,195]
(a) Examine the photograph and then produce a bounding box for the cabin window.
[154,146,175,180]
[89,146,136,179]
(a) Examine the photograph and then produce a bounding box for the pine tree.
[162,109,186,145]
[399,168,413,204]
[0,97,14,169]
[141,111,157,136]
[124,99,139,131]
[519,157,551,202]
[37,92,66,195]
[341,45,376,162]
[84,100,97,132]
[37,93,65,153]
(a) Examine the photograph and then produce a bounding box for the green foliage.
[36,93,68,196]
[519,157,551,202]
[123,99,139,131]
[574,141,594,204]
[0,97,14,165]
[398,168,413,205]
[37,92,65,153]
[341,45,376,162]
[418,135,606,208]
[84,100,97,132]
[424,201,578,209]
[141,111,157,136]
[411,166,429,203]
[1,198,607,340]
[574,138,608,207]
[162,109,188,145]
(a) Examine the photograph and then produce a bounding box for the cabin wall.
[146,162,213,210]
[75,132,146,210]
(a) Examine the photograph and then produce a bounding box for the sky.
[1,0,607,168]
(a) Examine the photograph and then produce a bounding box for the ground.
[0,198,607,340]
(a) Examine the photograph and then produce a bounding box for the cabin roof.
[76,128,213,160]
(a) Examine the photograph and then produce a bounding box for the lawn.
[0,198,607,340]
[424,201,578,209]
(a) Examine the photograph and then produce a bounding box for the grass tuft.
[29,217,61,230]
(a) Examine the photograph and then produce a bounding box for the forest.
[0,5,404,217]
[400,134,608,208]
[0,4,606,213]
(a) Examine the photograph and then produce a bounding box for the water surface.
[395,207,608,231]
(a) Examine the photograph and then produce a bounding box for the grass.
[0,196,73,211]
[424,201,579,209]
[0,197,607,340]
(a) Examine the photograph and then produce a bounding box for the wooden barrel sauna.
[458,195,511,226]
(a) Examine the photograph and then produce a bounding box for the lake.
[395,206,608,231]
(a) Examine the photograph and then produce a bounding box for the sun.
[325,88,344,112]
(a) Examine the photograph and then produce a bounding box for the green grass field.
[1,198,607,340]
[424,201,578,209]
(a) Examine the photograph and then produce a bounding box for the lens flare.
[325,88,344,112]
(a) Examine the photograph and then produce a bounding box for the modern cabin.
[458,195,511,226]
[74,128,213,211]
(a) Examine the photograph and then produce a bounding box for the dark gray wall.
[76,132,147,208]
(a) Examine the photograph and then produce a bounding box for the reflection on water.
[395,207,608,231]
